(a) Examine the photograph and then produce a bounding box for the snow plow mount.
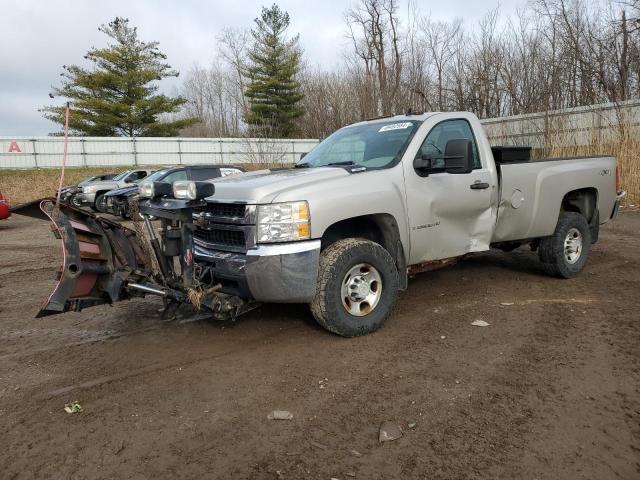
[11,198,256,321]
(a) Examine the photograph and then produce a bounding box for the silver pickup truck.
[15,112,624,336]
[78,168,155,212]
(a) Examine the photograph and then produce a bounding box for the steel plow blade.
[12,199,150,317]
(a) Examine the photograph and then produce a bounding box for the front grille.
[194,228,245,247]
[206,203,246,219]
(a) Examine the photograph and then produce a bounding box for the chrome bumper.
[194,240,321,303]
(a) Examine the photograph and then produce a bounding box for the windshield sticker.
[378,122,412,133]
[220,168,242,177]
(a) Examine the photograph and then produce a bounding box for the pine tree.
[42,17,196,136]
[244,4,304,138]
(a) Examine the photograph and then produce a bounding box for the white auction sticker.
[220,168,242,177]
[378,122,412,132]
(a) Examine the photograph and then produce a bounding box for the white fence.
[0,137,320,169]
[481,99,640,148]
[3,100,639,169]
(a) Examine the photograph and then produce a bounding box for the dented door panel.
[404,171,495,263]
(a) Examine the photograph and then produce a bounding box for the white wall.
[3,100,638,169]
[0,137,320,169]
[481,99,640,148]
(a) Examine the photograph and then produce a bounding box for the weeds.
[0,163,282,205]
[0,138,637,207]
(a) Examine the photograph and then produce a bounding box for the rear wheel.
[311,238,399,337]
[538,211,591,278]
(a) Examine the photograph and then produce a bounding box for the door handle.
[470,182,490,190]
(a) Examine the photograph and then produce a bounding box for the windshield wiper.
[295,161,358,168]
[325,161,355,167]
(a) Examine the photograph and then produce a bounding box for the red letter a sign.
[8,141,21,153]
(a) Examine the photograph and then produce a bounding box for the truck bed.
[492,155,618,242]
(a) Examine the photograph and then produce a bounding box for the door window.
[190,168,220,181]
[418,120,481,169]
[126,170,150,183]
[161,170,188,183]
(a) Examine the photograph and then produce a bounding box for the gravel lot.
[1,212,639,480]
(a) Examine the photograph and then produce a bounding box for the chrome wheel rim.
[341,263,382,316]
[564,228,583,264]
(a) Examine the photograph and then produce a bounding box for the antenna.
[56,102,70,206]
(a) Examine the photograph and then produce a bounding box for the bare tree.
[421,18,462,110]
[345,0,403,116]
[178,0,640,139]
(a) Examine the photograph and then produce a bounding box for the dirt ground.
[0,212,638,480]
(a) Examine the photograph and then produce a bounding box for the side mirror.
[413,153,433,177]
[443,139,473,174]
[413,154,432,172]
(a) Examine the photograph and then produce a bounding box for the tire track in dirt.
[42,323,304,398]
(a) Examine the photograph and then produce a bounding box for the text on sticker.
[378,122,412,133]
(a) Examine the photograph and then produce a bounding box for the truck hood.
[106,185,138,197]
[204,168,350,204]
[83,180,118,190]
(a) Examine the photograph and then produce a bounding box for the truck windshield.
[297,120,421,169]
[112,171,131,181]
[141,169,170,183]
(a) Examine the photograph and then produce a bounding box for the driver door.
[404,118,496,264]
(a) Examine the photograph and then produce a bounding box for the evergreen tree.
[244,4,304,137]
[42,17,195,136]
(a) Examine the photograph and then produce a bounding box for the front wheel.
[310,238,399,337]
[538,211,591,278]
[70,193,82,208]
[94,193,108,213]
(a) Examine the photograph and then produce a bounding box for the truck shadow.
[465,248,549,277]
[240,303,320,329]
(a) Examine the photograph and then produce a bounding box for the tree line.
[45,0,640,139]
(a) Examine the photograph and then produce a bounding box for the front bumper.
[105,195,128,216]
[194,240,321,303]
[0,202,10,220]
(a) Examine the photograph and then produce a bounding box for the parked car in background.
[58,173,117,207]
[104,165,244,218]
[78,169,154,212]
[0,191,9,220]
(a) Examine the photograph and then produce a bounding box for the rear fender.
[12,199,150,317]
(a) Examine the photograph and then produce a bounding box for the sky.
[0,0,526,136]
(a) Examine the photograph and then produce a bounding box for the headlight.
[83,185,98,193]
[139,181,175,199]
[172,181,214,200]
[138,182,154,198]
[257,201,310,243]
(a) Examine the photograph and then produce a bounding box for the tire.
[126,200,155,221]
[94,193,108,213]
[70,193,82,208]
[538,211,591,278]
[311,238,399,337]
